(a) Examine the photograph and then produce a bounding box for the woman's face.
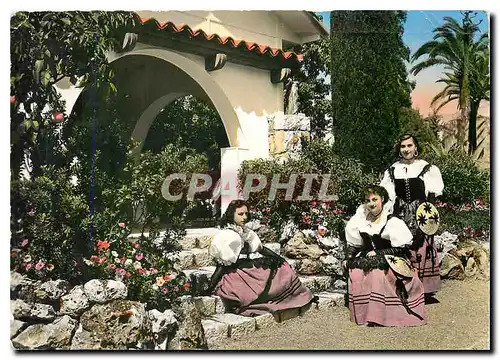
[233,205,248,227]
[364,193,383,216]
[399,138,417,160]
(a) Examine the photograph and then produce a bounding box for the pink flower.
[161,287,169,295]
[311,201,318,207]
[20,239,29,248]
[117,268,126,276]
[118,222,126,228]
[10,95,16,105]
[133,243,140,249]
[149,268,158,274]
[137,268,146,275]
[35,260,45,271]
[135,253,144,261]
[25,263,32,271]
[27,210,35,217]
[53,112,64,122]
[124,272,131,279]
[108,264,116,270]
[90,255,100,263]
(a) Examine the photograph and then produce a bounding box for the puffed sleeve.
[423,165,444,197]
[208,230,243,266]
[244,229,263,253]
[345,205,365,247]
[382,217,413,247]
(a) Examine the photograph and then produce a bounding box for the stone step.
[128,228,219,251]
[199,289,346,349]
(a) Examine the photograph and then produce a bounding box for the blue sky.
[316,11,489,53]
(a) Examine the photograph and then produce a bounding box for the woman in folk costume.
[206,200,315,316]
[345,185,426,327]
[380,134,444,296]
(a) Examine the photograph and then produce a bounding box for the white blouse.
[208,225,263,266]
[345,205,413,249]
[380,159,444,211]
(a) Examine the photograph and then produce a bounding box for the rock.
[12,315,77,350]
[70,323,101,350]
[36,280,71,303]
[452,240,489,280]
[10,319,27,339]
[179,236,198,250]
[440,253,465,280]
[265,242,281,255]
[209,313,256,340]
[296,258,323,275]
[177,251,195,269]
[148,309,178,350]
[279,221,298,244]
[10,271,33,299]
[464,257,478,277]
[254,313,278,330]
[59,285,91,318]
[282,113,311,131]
[211,295,225,314]
[255,226,278,244]
[320,255,343,276]
[169,297,207,349]
[83,279,127,304]
[318,236,340,250]
[192,296,216,317]
[11,299,56,322]
[191,248,215,267]
[284,232,325,259]
[434,231,459,253]
[197,236,213,249]
[78,300,151,350]
[315,292,344,311]
[299,276,333,293]
[284,258,298,270]
[334,279,347,290]
[201,319,228,349]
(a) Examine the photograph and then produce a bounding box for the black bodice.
[359,232,392,251]
[389,163,432,204]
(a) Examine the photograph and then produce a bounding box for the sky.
[316,11,490,120]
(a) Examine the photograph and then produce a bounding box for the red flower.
[10,95,16,105]
[137,268,146,275]
[120,257,126,264]
[53,112,64,122]
[182,282,190,291]
[163,274,174,281]
[311,201,318,207]
[124,272,131,279]
[90,255,100,262]
[97,240,110,251]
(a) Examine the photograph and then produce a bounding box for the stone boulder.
[318,236,340,250]
[35,280,71,303]
[440,253,465,280]
[148,309,178,350]
[168,297,207,350]
[295,258,323,275]
[11,299,56,322]
[59,286,91,318]
[284,232,325,260]
[73,300,151,350]
[320,255,343,276]
[83,279,128,304]
[434,231,459,254]
[12,315,77,350]
[255,226,278,244]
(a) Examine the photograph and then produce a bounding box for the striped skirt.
[215,258,314,317]
[410,234,441,294]
[348,267,426,327]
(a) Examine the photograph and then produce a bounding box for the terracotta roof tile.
[135,15,303,63]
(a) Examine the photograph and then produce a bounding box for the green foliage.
[330,11,414,171]
[239,139,377,235]
[10,11,137,180]
[438,204,490,239]
[143,96,229,169]
[398,107,440,156]
[427,147,490,205]
[288,35,332,137]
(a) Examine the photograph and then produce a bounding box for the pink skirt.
[215,260,314,316]
[348,268,426,327]
[410,235,441,294]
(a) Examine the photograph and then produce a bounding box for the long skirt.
[398,200,441,294]
[409,234,441,294]
[348,267,426,327]
[215,258,314,316]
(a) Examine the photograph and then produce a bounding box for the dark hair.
[219,199,249,227]
[394,133,420,160]
[360,185,389,205]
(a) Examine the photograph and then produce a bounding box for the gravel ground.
[215,278,490,350]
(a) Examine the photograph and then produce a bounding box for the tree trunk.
[457,98,470,149]
[468,100,480,154]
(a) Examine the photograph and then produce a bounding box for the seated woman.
[345,185,426,327]
[205,199,315,317]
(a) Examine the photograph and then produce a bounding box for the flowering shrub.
[438,197,490,241]
[83,221,190,311]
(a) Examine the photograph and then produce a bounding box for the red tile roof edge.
[135,15,304,62]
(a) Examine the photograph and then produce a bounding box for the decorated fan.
[384,255,413,278]
[415,201,440,235]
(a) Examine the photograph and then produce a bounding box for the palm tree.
[410,11,489,152]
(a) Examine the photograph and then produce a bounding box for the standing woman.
[380,133,444,296]
[205,200,315,316]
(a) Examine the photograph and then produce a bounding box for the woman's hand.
[367,250,376,257]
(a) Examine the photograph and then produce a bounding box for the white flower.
[133,261,142,270]
[70,156,79,166]
[125,259,133,267]
[114,258,121,264]
[23,255,32,263]
[312,208,320,214]
[322,221,328,227]
[152,284,159,291]
[131,248,136,255]
[83,258,93,266]
[111,251,119,258]
[69,175,78,187]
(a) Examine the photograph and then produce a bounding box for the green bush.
[426,148,490,205]
[438,203,490,240]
